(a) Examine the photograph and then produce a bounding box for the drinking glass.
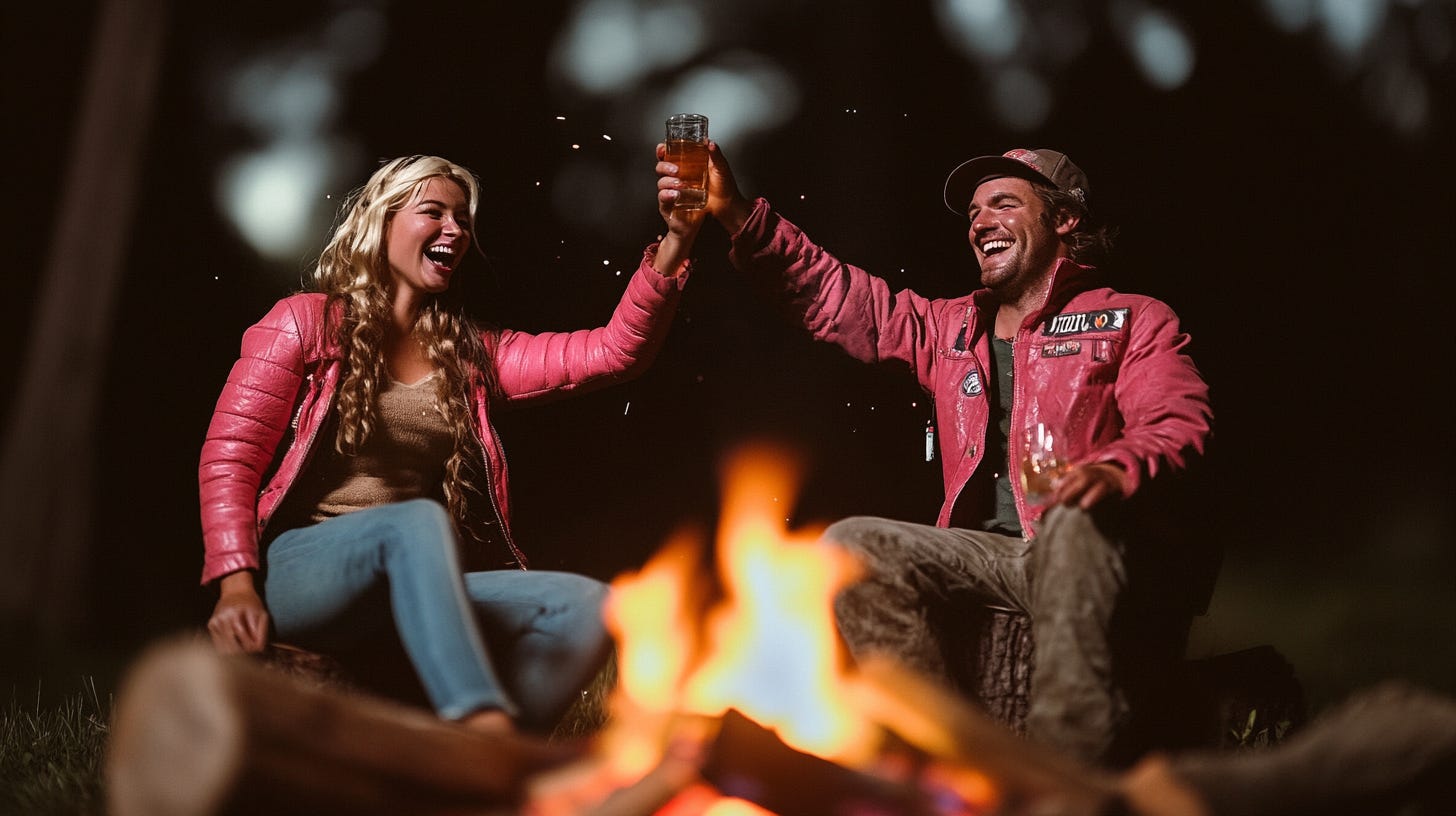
[665,113,709,210]
[1020,422,1069,503]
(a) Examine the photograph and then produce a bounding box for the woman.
[201,154,699,734]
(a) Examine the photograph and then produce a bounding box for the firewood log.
[106,637,579,816]
[850,655,1121,816]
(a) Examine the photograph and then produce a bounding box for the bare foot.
[460,708,516,736]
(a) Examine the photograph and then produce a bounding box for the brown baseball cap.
[943,148,1089,215]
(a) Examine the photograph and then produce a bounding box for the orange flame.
[609,529,707,710]
[596,443,1004,816]
[680,446,874,763]
[604,444,879,770]
[600,528,711,779]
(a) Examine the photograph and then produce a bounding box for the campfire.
[602,444,876,770]
[105,444,1117,816]
[532,443,1115,816]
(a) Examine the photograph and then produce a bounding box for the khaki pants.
[824,506,1127,762]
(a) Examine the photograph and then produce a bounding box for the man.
[657,144,1212,763]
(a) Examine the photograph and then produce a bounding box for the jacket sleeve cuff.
[727,198,775,261]
[1094,450,1143,497]
[201,552,260,586]
[641,243,693,287]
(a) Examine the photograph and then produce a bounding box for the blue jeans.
[262,499,611,732]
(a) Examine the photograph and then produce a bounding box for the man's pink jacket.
[729,199,1211,534]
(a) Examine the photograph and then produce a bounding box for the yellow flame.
[607,530,704,709]
[607,444,879,769]
[600,529,711,778]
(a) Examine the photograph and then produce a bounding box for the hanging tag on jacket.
[925,419,936,462]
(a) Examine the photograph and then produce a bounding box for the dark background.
[5,1,1453,713]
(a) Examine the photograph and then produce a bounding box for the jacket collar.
[969,256,1100,334]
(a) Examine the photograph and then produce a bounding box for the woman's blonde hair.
[311,155,499,552]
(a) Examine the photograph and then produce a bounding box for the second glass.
[1021,422,1069,504]
[665,113,709,210]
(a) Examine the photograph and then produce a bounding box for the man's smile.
[980,238,1013,256]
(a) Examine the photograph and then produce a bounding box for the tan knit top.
[270,373,454,531]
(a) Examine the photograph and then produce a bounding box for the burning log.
[102,637,1115,816]
[529,708,941,816]
[527,735,711,816]
[106,637,580,816]
[531,655,1125,816]
[848,655,1120,816]
[702,709,938,816]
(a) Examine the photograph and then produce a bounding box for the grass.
[550,650,618,742]
[0,679,109,816]
[1227,706,1294,750]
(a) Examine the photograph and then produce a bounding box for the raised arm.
[658,142,946,386]
[493,145,699,402]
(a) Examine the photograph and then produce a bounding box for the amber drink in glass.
[665,113,709,210]
[1021,422,1070,503]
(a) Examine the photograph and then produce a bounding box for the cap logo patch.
[960,371,984,397]
[1004,148,1041,172]
[1042,308,1128,337]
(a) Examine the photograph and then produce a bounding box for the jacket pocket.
[1032,336,1123,386]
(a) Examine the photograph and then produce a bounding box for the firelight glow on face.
[384,177,473,300]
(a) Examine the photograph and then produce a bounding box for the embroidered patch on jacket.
[1042,308,1129,337]
[960,371,984,397]
[1041,340,1082,358]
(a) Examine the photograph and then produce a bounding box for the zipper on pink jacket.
[480,421,528,570]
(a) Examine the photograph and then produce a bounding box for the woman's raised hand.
[656,141,752,235]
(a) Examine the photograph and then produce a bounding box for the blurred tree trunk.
[0,0,169,639]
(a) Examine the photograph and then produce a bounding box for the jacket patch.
[960,371,984,397]
[1041,340,1082,358]
[1043,308,1128,337]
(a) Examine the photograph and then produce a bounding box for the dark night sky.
[5,1,1454,711]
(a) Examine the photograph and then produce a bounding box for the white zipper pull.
[925,419,936,462]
